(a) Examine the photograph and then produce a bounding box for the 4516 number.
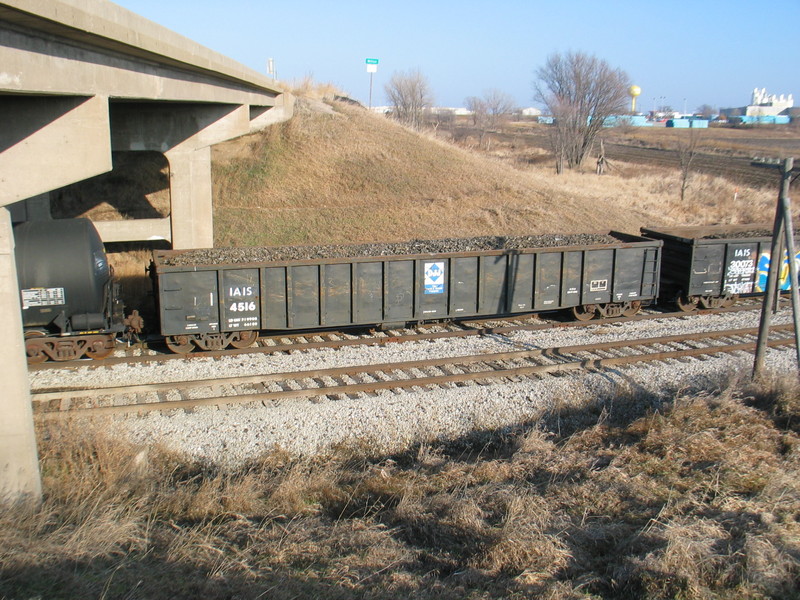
[229,301,256,312]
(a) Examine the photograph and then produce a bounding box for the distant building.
[521,107,542,117]
[747,88,794,116]
[720,88,794,120]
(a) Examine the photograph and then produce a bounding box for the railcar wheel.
[25,332,48,364]
[622,301,642,317]
[572,304,597,321]
[85,336,114,360]
[676,294,699,312]
[230,330,258,349]
[721,294,738,308]
[166,335,194,354]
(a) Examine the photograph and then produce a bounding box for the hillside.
[210,99,777,248]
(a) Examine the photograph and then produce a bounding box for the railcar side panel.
[289,265,320,328]
[221,269,260,331]
[385,260,414,321]
[534,252,562,310]
[159,271,220,335]
[262,268,287,329]
[688,244,725,296]
[508,254,535,312]
[613,248,646,301]
[722,243,759,295]
[322,263,351,325]
[480,255,507,315]
[582,249,613,303]
[417,259,448,319]
[451,256,478,315]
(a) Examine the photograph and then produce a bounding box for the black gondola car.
[150,232,662,353]
[641,223,797,311]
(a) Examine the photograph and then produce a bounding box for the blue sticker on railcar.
[424,261,445,294]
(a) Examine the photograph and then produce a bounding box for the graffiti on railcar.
[754,251,800,292]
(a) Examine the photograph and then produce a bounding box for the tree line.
[384,51,646,175]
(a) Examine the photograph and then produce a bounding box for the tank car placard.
[222,269,260,330]
[21,287,65,308]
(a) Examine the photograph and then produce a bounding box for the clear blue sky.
[112,0,799,113]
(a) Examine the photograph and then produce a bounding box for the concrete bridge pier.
[0,208,42,505]
[96,102,252,248]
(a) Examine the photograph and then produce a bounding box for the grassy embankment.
[210,100,780,248]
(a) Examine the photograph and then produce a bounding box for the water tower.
[629,85,641,113]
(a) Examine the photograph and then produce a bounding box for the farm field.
[445,121,800,190]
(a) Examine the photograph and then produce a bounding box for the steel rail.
[33,325,795,419]
[28,303,762,372]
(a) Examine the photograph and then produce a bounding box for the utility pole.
[753,157,800,379]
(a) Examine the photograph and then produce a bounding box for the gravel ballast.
[30,309,797,467]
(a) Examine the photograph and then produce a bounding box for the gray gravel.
[702,229,772,239]
[158,233,621,266]
[30,309,797,467]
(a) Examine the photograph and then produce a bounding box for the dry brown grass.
[3,375,799,599]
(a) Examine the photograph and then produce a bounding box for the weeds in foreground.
[2,378,799,599]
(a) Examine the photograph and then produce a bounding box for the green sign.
[365,58,379,65]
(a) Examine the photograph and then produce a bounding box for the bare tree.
[384,69,434,130]
[696,104,715,119]
[678,129,703,202]
[464,96,488,127]
[483,89,516,128]
[534,51,630,173]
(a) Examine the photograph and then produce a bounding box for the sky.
[112,0,799,113]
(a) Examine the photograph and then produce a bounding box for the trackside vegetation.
[1,374,798,599]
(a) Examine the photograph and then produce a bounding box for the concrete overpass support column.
[110,104,250,248]
[166,147,213,249]
[0,95,111,207]
[0,208,42,505]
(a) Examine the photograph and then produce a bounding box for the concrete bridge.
[0,0,294,503]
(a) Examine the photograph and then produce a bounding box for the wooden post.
[779,159,800,368]
[753,157,798,379]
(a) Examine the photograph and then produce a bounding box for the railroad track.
[33,324,795,420]
[28,303,765,372]
[601,142,785,188]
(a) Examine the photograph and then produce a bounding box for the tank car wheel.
[166,335,194,354]
[572,304,597,321]
[676,294,699,312]
[230,330,258,349]
[622,301,642,317]
[24,332,48,364]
